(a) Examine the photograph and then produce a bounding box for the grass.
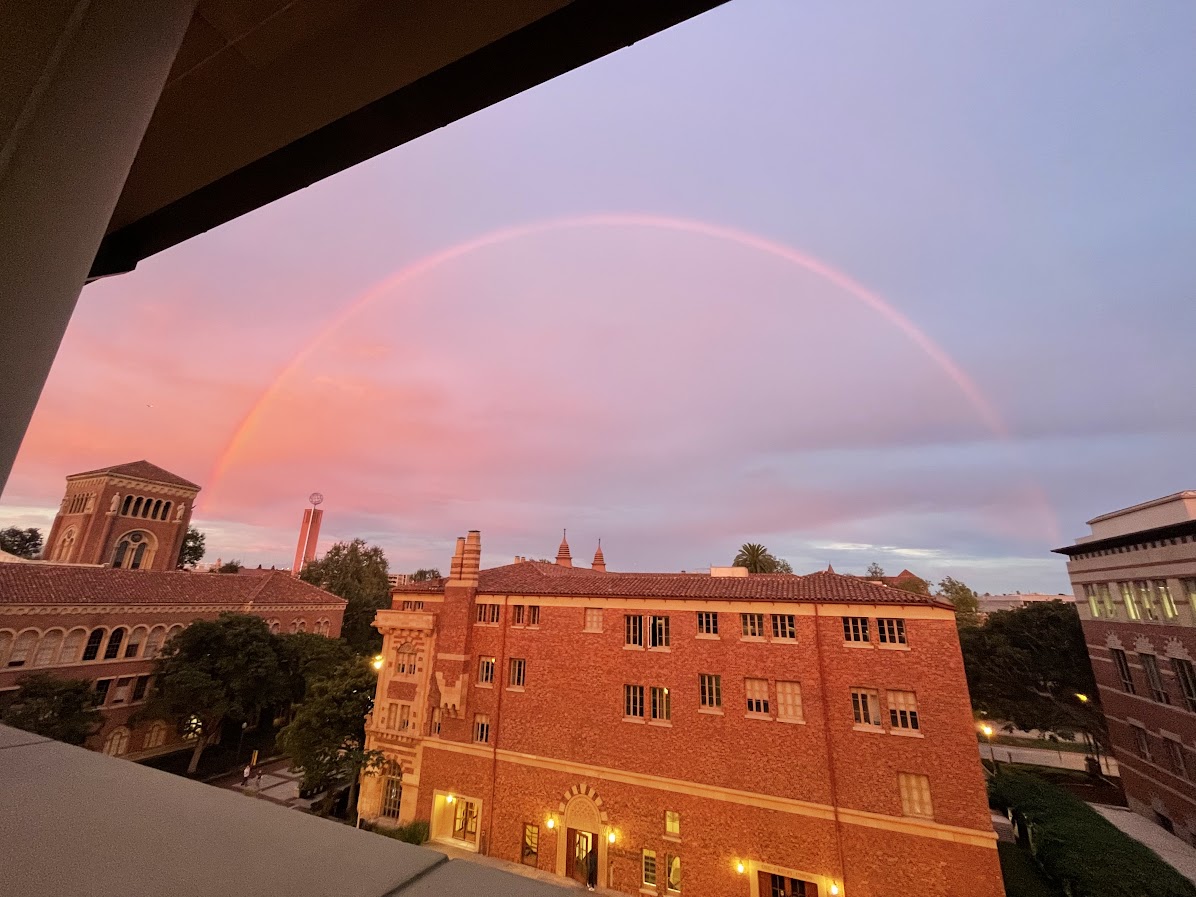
[998,843,1064,897]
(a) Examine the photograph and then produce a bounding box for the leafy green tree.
[0,674,101,744]
[865,562,886,579]
[732,543,793,574]
[177,526,206,568]
[411,568,442,582]
[146,613,285,773]
[216,559,242,573]
[276,631,355,706]
[277,659,383,818]
[301,539,390,654]
[960,601,1106,744]
[0,526,43,558]
[937,576,981,628]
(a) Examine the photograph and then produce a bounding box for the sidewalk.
[980,743,1118,776]
[1090,804,1196,885]
[212,757,321,810]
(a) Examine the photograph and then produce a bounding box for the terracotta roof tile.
[68,460,200,490]
[0,565,346,607]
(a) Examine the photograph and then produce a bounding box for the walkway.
[434,843,619,894]
[980,743,1119,776]
[212,757,321,810]
[1090,804,1196,885]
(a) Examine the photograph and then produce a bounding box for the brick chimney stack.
[461,530,481,585]
[449,536,466,581]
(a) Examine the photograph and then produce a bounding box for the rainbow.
[206,212,1055,539]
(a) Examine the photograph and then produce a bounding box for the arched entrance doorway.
[555,786,610,889]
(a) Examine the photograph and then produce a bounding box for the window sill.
[473,623,499,628]
[889,728,923,738]
[776,716,805,725]
[878,643,910,651]
[623,716,647,725]
[583,628,603,634]
[648,647,671,653]
[475,682,493,689]
[698,707,724,716]
[662,834,681,844]
[843,641,873,648]
[648,720,673,728]
[526,625,540,630]
[695,633,720,640]
[623,644,645,651]
[640,888,658,896]
[852,723,884,734]
[740,636,766,643]
[745,712,773,721]
[772,637,797,644]
[506,686,525,693]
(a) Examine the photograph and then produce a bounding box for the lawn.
[998,843,1063,897]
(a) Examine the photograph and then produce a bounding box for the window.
[625,615,644,648]
[741,613,765,638]
[144,626,167,659]
[82,629,105,662]
[651,686,671,722]
[888,690,920,731]
[1132,725,1152,761]
[699,674,722,709]
[268,620,280,635]
[851,688,882,728]
[527,605,540,626]
[1112,648,1135,693]
[382,767,403,819]
[103,628,126,660]
[478,656,495,685]
[1136,581,1159,621]
[33,630,63,667]
[512,605,525,625]
[144,722,168,750]
[1141,654,1170,704]
[125,626,147,658]
[400,600,424,611]
[1168,738,1188,779]
[522,824,539,866]
[642,850,657,887]
[898,772,933,818]
[745,678,770,716]
[453,799,479,841]
[8,630,37,667]
[132,676,150,701]
[475,603,500,624]
[431,707,442,736]
[1084,584,1101,617]
[667,854,681,892]
[473,714,490,743]
[771,614,796,641]
[110,677,134,704]
[649,615,671,648]
[665,810,680,837]
[396,643,417,677]
[1156,581,1178,619]
[94,679,112,704]
[843,617,870,643]
[1185,580,1196,615]
[398,704,411,730]
[1097,584,1116,618]
[59,629,86,663]
[584,608,603,632]
[624,684,645,719]
[696,611,718,636]
[777,681,803,722]
[103,727,130,757]
[877,618,906,646]
[1172,658,1196,712]
[770,875,811,897]
[1120,583,1141,621]
[509,658,526,688]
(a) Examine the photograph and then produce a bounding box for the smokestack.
[449,536,466,581]
[461,530,481,585]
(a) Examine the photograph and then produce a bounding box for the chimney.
[449,536,466,581]
[556,530,572,567]
[591,539,606,573]
[461,530,481,585]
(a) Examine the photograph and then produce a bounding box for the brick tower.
[44,461,200,571]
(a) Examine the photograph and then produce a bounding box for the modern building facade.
[43,460,200,571]
[0,564,346,760]
[360,532,1003,897]
[1057,491,1196,841]
[975,593,1075,618]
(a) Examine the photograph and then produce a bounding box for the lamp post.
[981,723,999,773]
[237,720,248,762]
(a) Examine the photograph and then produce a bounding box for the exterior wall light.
[446,794,455,804]
[372,654,384,671]
[829,885,840,895]
[607,831,616,844]
[546,818,555,829]
[736,862,745,875]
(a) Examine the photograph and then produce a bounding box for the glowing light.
[546,818,555,829]
[736,863,745,875]
[1076,693,1089,703]
[830,886,840,896]
[980,724,994,737]
[607,831,616,844]
[446,794,455,804]
[372,654,384,671]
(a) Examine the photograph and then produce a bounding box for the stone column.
[0,0,200,495]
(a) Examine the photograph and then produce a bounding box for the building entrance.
[566,828,596,887]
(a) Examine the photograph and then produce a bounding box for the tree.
[0,674,101,744]
[732,543,792,574]
[937,576,980,628]
[411,568,442,582]
[177,527,206,569]
[217,559,242,574]
[146,613,285,773]
[300,539,390,654]
[892,576,931,596]
[960,601,1105,743]
[865,562,886,579]
[276,631,355,706]
[0,526,43,559]
[277,659,383,817]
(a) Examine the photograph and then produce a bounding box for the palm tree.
[733,543,773,574]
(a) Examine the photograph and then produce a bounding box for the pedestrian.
[241,764,252,788]
[585,846,597,891]
[255,768,263,790]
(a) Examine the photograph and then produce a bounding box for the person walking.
[255,768,263,790]
[241,764,252,788]
[585,846,597,891]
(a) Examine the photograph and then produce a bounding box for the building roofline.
[1053,517,1196,556]
[1085,491,1196,525]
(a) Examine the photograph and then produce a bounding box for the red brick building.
[0,564,346,759]
[43,460,201,571]
[360,532,1002,897]
[1057,491,1196,841]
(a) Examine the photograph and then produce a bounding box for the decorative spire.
[591,539,606,573]
[556,529,572,567]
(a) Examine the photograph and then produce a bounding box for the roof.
[1054,517,1196,556]
[397,562,948,607]
[1087,491,1196,525]
[67,460,200,490]
[0,724,570,897]
[0,566,346,608]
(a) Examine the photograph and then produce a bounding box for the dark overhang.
[1053,518,1196,557]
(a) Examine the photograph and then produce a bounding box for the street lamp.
[372,654,384,671]
[980,723,999,773]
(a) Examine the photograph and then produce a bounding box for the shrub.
[990,770,1196,897]
[367,819,430,845]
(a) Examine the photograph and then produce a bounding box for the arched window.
[125,627,148,658]
[53,528,77,562]
[268,620,280,635]
[163,501,172,520]
[142,499,152,518]
[152,500,162,520]
[131,497,143,517]
[289,620,299,634]
[396,642,417,677]
[144,722,168,750]
[144,626,167,659]
[103,627,126,660]
[82,628,106,661]
[121,495,133,515]
[112,531,156,570]
[131,542,147,569]
[166,625,185,645]
[0,631,13,666]
[33,629,64,667]
[7,629,39,667]
[111,541,128,568]
[103,727,130,757]
[297,620,307,633]
[59,628,87,663]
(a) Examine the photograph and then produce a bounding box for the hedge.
[989,770,1196,897]
[366,819,430,845]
